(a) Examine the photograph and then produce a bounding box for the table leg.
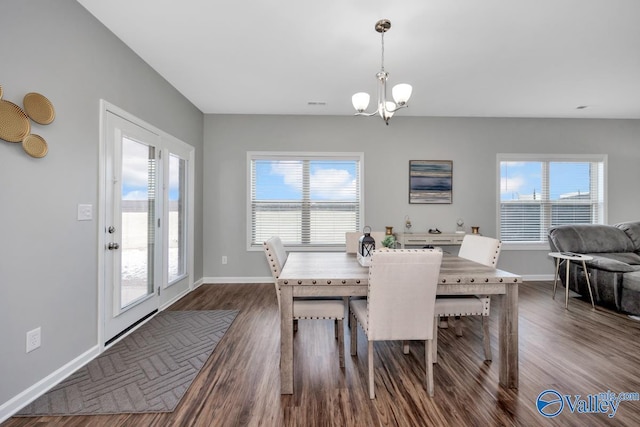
[499,284,519,389]
[280,286,294,394]
[582,260,596,309]
[565,260,571,309]
[552,257,560,299]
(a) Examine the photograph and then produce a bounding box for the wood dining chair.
[432,234,502,363]
[350,249,443,398]
[263,236,345,367]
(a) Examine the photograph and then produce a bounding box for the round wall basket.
[23,92,55,125]
[0,99,31,143]
[22,134,49,158]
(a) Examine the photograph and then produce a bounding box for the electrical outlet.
[222,256,228,265]
[26,327,41,353]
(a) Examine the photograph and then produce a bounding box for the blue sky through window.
[500,161,590,201]
[121,138,180,201]
[254,160,357,201]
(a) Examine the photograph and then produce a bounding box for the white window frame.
[162,143,192,288]
[496,153,607,250]
[247,151,365,251]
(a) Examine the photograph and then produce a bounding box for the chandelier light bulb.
[392,83,413,106]
[380,101,396,122]
[352,92,370,112]
[385,101,397,114]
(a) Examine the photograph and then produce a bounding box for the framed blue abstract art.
[409,160,453,204]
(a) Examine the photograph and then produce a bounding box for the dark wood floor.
[5,281,640,426]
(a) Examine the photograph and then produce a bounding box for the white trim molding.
[0,346,99,423]
[202,277,274,284]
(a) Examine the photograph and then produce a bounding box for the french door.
[103,111,161,343]
[100,102,194,345]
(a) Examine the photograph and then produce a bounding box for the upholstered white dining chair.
[350,249,443,398]
[432,234,502,363]
[345,231,387,323]
[263,236,345,367]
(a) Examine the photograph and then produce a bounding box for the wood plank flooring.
[4,281,640,426]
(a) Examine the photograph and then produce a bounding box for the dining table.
[276,251,521,395]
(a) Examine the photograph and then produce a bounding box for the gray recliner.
[547,221,640,314]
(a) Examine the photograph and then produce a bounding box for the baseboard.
[201,276,273,284]
[0,345,100,423]
[522,274,554,282]
[160,286,193,311]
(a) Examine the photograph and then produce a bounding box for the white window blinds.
[499,155,606,243]
[248,152,363,248]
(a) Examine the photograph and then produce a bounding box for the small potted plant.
[381,235,396,249]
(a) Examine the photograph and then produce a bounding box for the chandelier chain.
[380,32,385,72]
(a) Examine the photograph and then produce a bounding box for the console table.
[395,232,466,248]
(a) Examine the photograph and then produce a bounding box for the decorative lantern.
[357,226,376,266]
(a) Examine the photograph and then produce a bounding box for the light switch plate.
[77,204,93,221]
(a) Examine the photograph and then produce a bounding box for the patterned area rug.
[17,310,238,416]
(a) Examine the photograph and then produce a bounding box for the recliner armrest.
[584,255,639,273]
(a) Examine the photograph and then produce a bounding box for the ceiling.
[77,0,640,119]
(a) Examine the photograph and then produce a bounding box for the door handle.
[108,242,120,250]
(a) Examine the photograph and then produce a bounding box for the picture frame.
[409,160,453,204]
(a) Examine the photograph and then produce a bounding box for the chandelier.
[352,19,412,125]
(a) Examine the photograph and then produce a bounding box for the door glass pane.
[121,137,155,309]
[168,154,186,283]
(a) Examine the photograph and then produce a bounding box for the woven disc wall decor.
[0,100,31,142]
[22,134,48,158]
[23,92,55,125]
[0,84,3,99]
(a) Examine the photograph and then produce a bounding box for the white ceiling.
[77,0,640,119]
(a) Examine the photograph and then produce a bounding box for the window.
[167,153,187,284]
[498,154,606,246]
[248,152,363,249]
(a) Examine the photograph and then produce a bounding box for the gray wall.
[0,0,204,406]
[203,114,640,279]
[3,0,640,415]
